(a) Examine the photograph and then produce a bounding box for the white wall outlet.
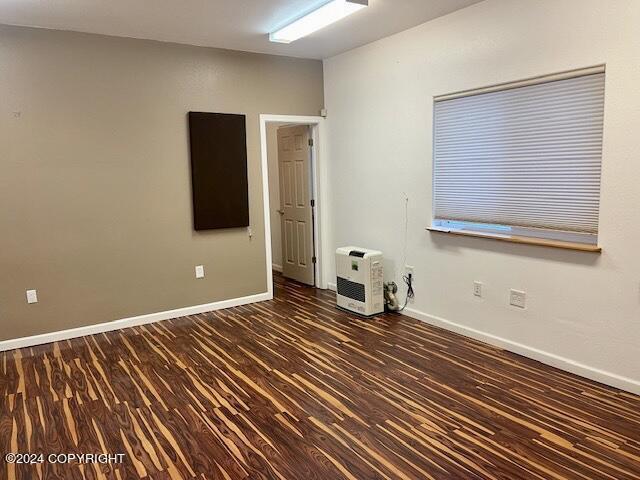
[26,289,38,304]
[405,265,414,276]
[473,281,483,297]
[510,289,526,308]
[195,265,205,279]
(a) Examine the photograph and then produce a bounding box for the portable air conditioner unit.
[336,246,384,317]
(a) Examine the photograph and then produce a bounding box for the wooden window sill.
[427,227,602,253]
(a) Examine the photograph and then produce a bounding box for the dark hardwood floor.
[2,274,640,479]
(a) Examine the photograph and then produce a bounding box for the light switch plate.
[195,265,205,279]
[510,289,526,308]
[26,289,38,304]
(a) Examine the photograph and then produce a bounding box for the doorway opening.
[259,114,326,298]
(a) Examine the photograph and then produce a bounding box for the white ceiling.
[0,0,483,59]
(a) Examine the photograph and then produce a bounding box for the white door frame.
[259,114,328,298]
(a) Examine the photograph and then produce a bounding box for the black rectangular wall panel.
[188,112,249,230]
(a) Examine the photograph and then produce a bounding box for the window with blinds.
[432,66,605,247]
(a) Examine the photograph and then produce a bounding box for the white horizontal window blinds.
[433,68,605,240]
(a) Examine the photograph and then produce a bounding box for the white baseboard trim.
[272,263,283,273]
[327,282,336,291]
[0,291,272,352]
[404,307,640,396]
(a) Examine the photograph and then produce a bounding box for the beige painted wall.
[0,25,323,341]
[324,0,640,392]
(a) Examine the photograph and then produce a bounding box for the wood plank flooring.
[2,274,640,479]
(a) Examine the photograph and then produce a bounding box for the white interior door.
[277,125,314,286]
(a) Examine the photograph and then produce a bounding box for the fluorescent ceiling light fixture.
[270,0,368,44]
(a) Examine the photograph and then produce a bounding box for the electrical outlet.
[510,289,526,308]
[195,265,205,279]
[26,289,38,304]
[473,281,483,297]
[405,265,414,276]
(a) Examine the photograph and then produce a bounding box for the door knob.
[277,209,285,215]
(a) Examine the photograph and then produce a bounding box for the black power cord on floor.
[398,272,414,312]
